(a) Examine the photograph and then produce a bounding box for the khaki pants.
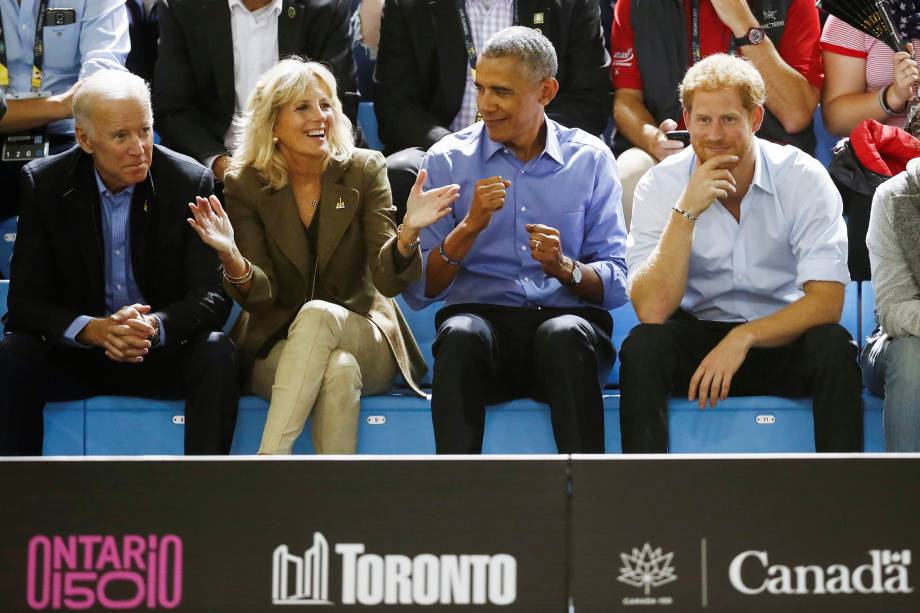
[617,147,657,230]
[251,300,397,454]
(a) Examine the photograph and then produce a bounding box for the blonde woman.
[188,58,459,454]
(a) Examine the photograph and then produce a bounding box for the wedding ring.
[535,240,541,251]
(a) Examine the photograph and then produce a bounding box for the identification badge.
[2,135,50,162]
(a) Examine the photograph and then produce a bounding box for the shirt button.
[521,245,527,251]
[521,206,526,212]
[115,249,122,256]
[116,284,123,290]
[523,276,530,282]
[520,169,526,174]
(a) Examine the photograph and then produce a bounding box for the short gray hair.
[480,26,558,82]
[73,70,152,137]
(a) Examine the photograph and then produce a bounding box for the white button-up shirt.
[627,137,850,323]
[227,0,282,141]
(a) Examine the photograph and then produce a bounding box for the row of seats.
[0,279,885,455]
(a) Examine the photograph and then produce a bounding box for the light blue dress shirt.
[404,118,629,311]
[627,137,850,323]
[62,171,164,347]
[0,0,129,134]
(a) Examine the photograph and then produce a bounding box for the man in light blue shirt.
[0,0,129,219]
[405,27,628,454]
[622,54,861,453]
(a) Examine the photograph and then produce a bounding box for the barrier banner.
[571,456,920,613]
[0,458,568,612]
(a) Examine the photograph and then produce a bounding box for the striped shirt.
[821,15,920,129]
[449,0,514,132]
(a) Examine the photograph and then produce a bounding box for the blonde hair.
[229,58,354,189]
[679,54,766,112]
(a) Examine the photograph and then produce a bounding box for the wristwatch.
[732,26,766,48]
[566,259,583,286]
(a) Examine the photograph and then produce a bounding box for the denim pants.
[862,332,920,451]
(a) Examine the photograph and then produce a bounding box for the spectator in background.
[611,0,822,227]
[0,0,129,220]
[820,6,920,136]
[620,54,860,454]
[861,159,920,452]
[188,59,453,454]
[375,0,611,223]
[0,70,238,456]
[405,27,628,454]
[351,0,384,100]
[154,0,358,184]
[125,0,160,85]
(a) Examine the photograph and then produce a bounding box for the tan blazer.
[223,148,428,397]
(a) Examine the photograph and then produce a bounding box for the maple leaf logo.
[617,543,678,595]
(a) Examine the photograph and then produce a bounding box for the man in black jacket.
[153,0,358,182]
[0,70,239,456]
[375,0,611,221]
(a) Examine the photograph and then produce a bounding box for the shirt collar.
[228,0,282,17]
[481,115,565,166]
[94,170,136,201]
[751,137,773,195]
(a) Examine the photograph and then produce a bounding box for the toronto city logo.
[272,532,518,606]
[618,543,678,595]
[26,534,183,610]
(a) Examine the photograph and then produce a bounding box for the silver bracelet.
[223,258,253,285]
[672,204,700,223]
[879,85,899,116]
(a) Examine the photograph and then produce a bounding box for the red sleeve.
[776,0,824,90]
[611,0,643,90]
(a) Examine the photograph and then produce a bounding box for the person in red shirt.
[610,0,823,226]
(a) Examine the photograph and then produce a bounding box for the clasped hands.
[77,304,158,364]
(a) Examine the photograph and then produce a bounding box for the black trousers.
[618,311,864,453]
[431,304,615,454]
[0,331,240,455]
[384,146,425,226]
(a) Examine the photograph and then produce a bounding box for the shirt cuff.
[62,315,95,348]
[152,314,166,347]
[202,154,221,174]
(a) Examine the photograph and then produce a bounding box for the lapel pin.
[143,201,148,212]
[533,12,544,24]
[335,197,346,209]
[287,5,296,18]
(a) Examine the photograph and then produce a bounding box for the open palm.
[188,195,236,255]
[403,169,461,230]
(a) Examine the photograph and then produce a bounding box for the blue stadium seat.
[358,101,385,152]
[0,216,16,279]
[813,106,839,169]
[859,281,885,451]
[861,281,876,345]
[395,295,437,386]
[610,299,640,386]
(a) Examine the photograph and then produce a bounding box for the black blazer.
[153,0,358,164]
[374,0,612,152]
[7,145,230,346]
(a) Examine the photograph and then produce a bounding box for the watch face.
[748,27,765,45]
[572,263,582,284]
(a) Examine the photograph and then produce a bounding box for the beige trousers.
[617,147,657,230]
[252,300,397,455]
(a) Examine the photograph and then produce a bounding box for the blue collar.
[481,115,565,166]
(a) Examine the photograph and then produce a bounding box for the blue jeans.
[862,332,920,451]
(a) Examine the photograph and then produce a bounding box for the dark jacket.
[8,144,230,345]
[153,0,358,164]
[374,0,612,152]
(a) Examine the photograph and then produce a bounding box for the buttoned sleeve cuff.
[586,259,629,310]
[152,313,166,346]
[62,315,94,348]
[796,259,851,290]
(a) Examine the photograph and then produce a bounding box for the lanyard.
[456,0,519,75]
[0,0,50,91]
[690,0,734,67]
